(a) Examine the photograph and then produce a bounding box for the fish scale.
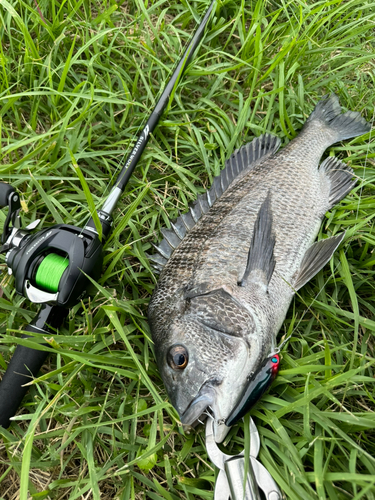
[154,145,280,299]
[148,94,371,443]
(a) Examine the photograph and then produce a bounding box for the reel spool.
[34,253,69,293]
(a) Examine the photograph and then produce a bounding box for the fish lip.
[179,380,217,425]
[179,339,255,428]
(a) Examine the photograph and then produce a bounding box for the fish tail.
[305,94,371,143]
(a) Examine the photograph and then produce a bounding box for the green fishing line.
[35,253,69,292]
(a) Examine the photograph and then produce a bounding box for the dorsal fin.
[149,133,281,272]
[238,191,276,290]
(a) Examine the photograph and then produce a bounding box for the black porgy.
[148,95,371,442]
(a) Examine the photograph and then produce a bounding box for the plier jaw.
[206,417,282,500]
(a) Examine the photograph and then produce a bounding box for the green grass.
[0,0,375,498]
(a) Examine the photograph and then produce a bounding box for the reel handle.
[0,304,67,428]
[0,182,15,207]
[0,182,21,245]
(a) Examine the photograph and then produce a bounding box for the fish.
[147,94,371,443]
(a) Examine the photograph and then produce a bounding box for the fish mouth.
[178,337,255,442]
[179,382,216,426]
[178,340,253,437]
[179,381,232,443]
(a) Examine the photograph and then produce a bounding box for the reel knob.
[0,182,17,207]
[0,183,21,246]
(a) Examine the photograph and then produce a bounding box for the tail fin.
[306,94,371,143]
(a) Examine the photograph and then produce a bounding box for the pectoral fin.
[238,192,276,290]
[294,233,345,291]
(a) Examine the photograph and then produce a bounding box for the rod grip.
[0,326,49,428]
[0,305,67,429]
[0,182,15,208]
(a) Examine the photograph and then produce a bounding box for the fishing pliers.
[206,417,282,500]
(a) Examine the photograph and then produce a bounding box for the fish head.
[151,287,267,442]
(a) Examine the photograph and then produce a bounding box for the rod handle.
[0,305,67,429]
[0,325,49,428]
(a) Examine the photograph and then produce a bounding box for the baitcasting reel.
[0,182,103,308]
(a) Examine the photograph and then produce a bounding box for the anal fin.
[294,233,345,291]
[320,156,356,208]
[238,192,275,290]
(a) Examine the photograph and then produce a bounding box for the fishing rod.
[0,0,216,429]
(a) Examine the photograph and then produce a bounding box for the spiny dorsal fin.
[319,156,356,208]
[238,191,275,290]
[147,249,168,273]
[150,133,281,273]
[294,233,345,290]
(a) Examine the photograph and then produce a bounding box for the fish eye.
[167,345,189,370]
